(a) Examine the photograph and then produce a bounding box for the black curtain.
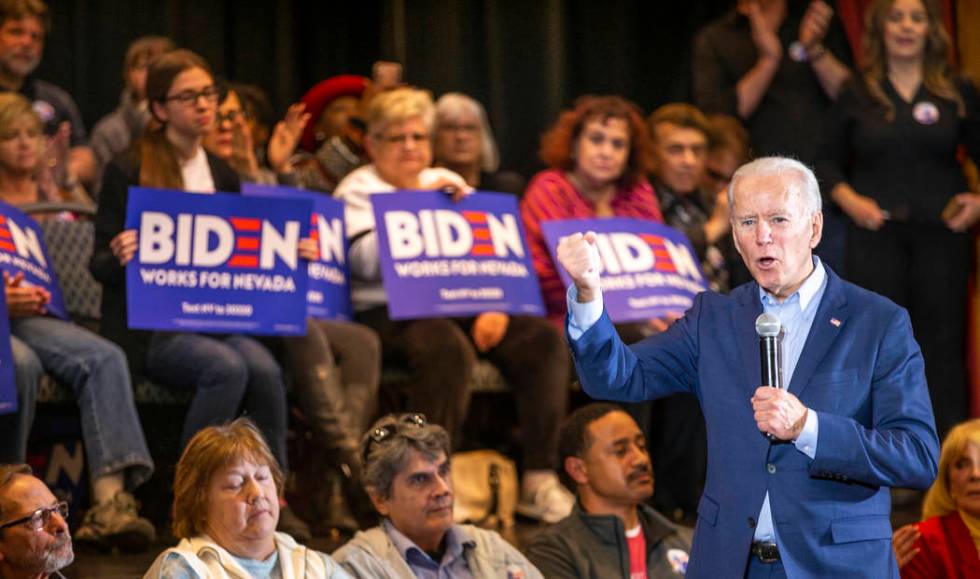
[39,0,732,179]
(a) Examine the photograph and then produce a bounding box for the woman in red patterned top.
[520,95,663,326]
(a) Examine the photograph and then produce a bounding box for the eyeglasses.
[362,413,427,463]
[165,86,220,106]
[0,501,68,531]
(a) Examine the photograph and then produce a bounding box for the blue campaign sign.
[373,191,545,320]
[0,286,16,415]
[242,184,352,320]
[0,201,68,320]
[125,187,311,335]
[541,218,707,322]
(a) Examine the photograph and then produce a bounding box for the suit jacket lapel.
[732,282,764,393]
[787,268,848,399]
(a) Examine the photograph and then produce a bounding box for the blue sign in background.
[0,201,68,320]
[373,191,544,320]
[125,187,311,335]
[243,184,352,320]
[541,218,707,322]
[0,286,16,415]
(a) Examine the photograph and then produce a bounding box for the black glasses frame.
[0,501,68,531]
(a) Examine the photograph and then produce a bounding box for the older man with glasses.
[0,464,73,579]
[332,413,542,579]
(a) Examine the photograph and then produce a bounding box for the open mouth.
[757,257,777,268]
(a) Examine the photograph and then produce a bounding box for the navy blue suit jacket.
[569,267,939,578]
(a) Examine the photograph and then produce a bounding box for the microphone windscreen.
[755,313,781,337]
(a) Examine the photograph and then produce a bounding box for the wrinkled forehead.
[1,475,55,518]
[731,172,806,213]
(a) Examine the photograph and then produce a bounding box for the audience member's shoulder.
[334,164,383,199]
[30,78,78,106]
[105,149,142,181]
[481,170,526,197]
[525,169,567,194]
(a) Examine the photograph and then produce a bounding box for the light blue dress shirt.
[384,519,475,579]
[567,258,827,545]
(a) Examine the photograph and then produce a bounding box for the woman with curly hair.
[520,95,664,330]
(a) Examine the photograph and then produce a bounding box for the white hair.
[434,92,500,172]
[727,156,822,217]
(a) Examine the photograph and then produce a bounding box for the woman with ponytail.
[90,50,308,537]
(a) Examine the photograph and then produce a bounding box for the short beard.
[40,538,74,573]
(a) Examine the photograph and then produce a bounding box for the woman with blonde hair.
[816,0,980,438]
[144,418,352,578]
[335,87,574,523]
[893,419,980,576]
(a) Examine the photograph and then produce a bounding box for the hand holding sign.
[111,229,139,266]
[298,237,319,261]
[428,173,474,202]
[557,232,601,303]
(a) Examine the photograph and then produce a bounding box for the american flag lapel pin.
[830,317,841,327]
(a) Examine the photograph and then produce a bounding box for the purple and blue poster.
[125,187,311,335]
[243,184,352,320]
[0,201,68,320]
[0,285,16,415]
[541,218,707,322]
[372,191,544,320]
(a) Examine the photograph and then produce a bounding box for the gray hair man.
[0,464,73,579]
[332,413,542,579]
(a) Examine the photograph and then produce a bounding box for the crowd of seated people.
[0,0,978,575]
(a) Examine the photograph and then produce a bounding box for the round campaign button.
[912,101,940,125]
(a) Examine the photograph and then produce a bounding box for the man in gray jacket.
[332,413,542,579]
[527,403,692,578]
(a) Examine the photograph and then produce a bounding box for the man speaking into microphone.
[557,157,938,578]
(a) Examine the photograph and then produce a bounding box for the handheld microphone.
[755,313,783,442]
[755,313,783,390]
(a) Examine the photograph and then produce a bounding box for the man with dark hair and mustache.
[527,404,692,578]
[0,464,73,579]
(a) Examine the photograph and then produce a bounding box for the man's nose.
[755,222,773,243]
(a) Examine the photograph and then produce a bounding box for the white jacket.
[143,531,350,579]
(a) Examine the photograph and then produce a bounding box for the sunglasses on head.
[362,413,427,463]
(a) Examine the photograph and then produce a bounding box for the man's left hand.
[752,386,809,441]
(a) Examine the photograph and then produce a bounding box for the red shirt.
[626,524,647,579]
[520,169,664,323]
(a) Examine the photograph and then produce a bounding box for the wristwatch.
[788,41,827,63]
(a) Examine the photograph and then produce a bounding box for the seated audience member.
[143,419,352,578]
[0,0,96,189]
[332,414,542,578]
[519,95,664,329]
[891,418,980,577]
[0,92,155,551]
[527,404,692,578]
[291,74,369,192]
[648,103,733,294]
[90,49,308,539]
[203,82,380,526]
[702,113,750,197]
[89,35,175,194]
[432,92,525,196]
[0,464,73,579]
[335,86,573,523]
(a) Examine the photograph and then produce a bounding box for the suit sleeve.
[808,307,940,490]
[568,293,701,403]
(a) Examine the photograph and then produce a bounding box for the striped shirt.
[519,169,664,322]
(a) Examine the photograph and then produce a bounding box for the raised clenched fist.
[556,231,602,302]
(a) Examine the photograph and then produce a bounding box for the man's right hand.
[110,229,139,266]
[557,232,602,303]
